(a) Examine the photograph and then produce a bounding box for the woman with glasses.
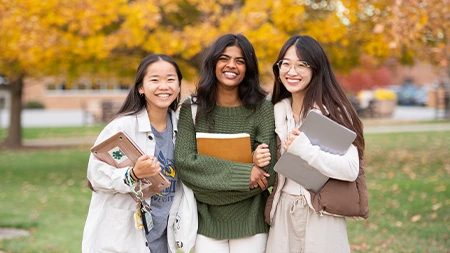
[264,35,366,253]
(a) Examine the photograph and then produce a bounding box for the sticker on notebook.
[109,146,129,163]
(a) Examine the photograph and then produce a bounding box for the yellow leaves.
[180,21,238,59]
[143,29,184,55]
[1,0,132,76]
[113,1,161,48]
[239,0,270,28]
[1,0,447,84]
[270,0,306,34]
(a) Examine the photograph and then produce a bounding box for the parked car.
[386,83,428,106]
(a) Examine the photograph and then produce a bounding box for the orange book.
[196,133,252,163]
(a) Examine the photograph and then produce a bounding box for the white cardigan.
[268,98,359,252]
[82,108,179,253]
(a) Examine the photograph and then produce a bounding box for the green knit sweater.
[174,99,277,240]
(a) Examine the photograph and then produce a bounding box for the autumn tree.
[0,0,174,148]
[359,0,450,81]
[2,0,447,148]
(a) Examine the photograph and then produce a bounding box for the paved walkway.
[364,122,450,134]
[0,228,30,241]
[23,136,97,147]
[19,121,450,148]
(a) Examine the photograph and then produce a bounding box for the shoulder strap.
[190,97,197,126]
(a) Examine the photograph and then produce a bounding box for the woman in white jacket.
[82,54,182,253]
[265,35,366,253]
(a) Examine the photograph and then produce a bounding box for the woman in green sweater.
[174,34,277,253]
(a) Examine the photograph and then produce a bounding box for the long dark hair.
[117,54,182,116]
[88,54,182,191]
[271,35,365,160]
[194,34,267,126]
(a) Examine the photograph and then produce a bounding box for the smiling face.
[138,60,180,111]
[215,45,246,89]
[279,45,312,95]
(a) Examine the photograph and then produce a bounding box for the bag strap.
[190,97,197,126]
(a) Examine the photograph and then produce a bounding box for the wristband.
[131,167,141,180]
[124,167,135,185]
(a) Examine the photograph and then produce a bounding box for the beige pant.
[266,192,309,253]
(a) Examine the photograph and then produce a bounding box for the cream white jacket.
[82,108,179,253]
[267,98,359,252]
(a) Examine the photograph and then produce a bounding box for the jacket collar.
[136,107,178,136]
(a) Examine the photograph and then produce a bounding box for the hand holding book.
[284,128,301,151]
[132,154,162,179]
[90,131,171,199]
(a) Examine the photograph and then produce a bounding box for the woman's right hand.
[252,143,271,168]
[132,154,161,180]
[284,128,301,151]
[249,165,270,191]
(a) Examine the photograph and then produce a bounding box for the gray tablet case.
[299,111,357,155]
[274,111,357,193]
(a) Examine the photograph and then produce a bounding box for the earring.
[139,93,144,97]
[278,77,282,83]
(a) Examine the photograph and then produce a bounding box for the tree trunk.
[2,74,24,148]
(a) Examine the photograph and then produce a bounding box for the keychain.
[134,200,153,234]
[140,201,154,234]
[134,201,144,230]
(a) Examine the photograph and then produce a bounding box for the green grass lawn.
[0,130,449,252]
[0,125,104,140]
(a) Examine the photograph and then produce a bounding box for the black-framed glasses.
[277,60,311,73]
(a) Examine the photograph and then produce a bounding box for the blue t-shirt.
[146,114,177,253]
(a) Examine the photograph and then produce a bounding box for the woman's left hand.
[284,128,302,151]
[249,165,270,191]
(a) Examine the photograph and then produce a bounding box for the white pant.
[194,233,268,253]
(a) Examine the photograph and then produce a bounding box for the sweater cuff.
[229,163,252,191]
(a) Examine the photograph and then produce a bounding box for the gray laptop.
[274,111,357,193]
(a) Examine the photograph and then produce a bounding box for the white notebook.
[274,111,357,193]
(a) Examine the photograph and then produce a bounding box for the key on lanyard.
[140,201,153,234]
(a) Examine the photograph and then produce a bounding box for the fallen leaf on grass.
[387,171,394,179]
[388,200,400,208]
[435,185,446,192]
[391,184,400,194]
[411,214,421,222]
[432,203,442,211]
[427,212,438,219]
[350,242,370,251]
